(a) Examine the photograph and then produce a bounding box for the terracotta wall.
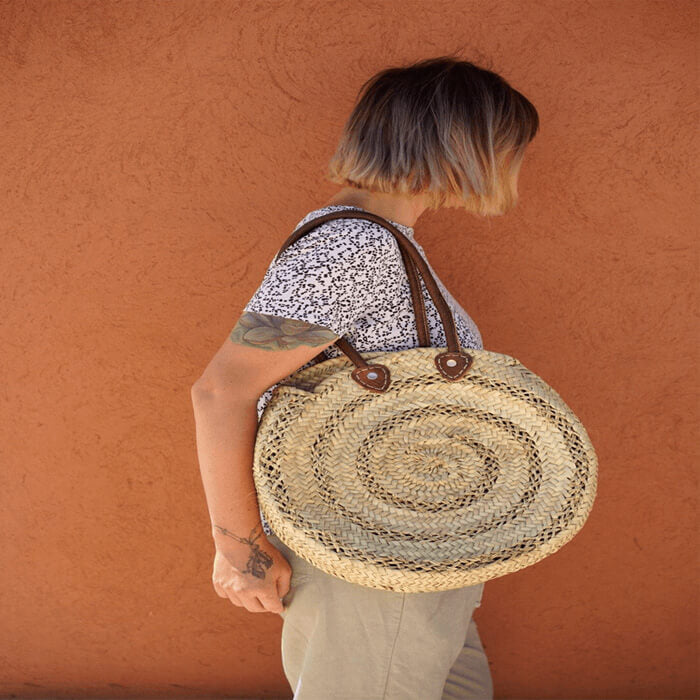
[1,1,697,698]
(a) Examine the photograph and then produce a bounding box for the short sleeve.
[242,221,401,338]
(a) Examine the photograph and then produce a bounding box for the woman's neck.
[324,188,427,229]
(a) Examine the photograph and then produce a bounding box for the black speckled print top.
[242,204,484,537]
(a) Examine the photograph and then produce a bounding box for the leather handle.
[274,210,449,345]
[275,212,430,347]
[273,210,473,391]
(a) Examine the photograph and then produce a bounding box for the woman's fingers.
[276,568,292,600]
[218,581,284,614]
[237,592,267,613]
[211,547,292,613]
[218,581,267,613]
[212,580,229,598]
[257,588,284,615]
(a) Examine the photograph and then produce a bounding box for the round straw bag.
[253,210,598,593]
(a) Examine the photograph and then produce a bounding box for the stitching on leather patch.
[435,354,470,380]
[352,366,390,391]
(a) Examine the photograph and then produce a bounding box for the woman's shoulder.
[280,205,403,262]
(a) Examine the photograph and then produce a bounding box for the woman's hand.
[211,527,292,614]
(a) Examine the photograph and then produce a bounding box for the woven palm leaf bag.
[252,210,598,593]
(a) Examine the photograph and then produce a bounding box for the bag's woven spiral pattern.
[253,347,598,592]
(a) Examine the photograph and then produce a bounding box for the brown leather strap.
[273,210,473,386]
[287,213,431,368]
[275,214,430,351]
[274,210,453,346]
[401,243,431,346]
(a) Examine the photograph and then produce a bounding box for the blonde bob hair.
[326,55,539,217]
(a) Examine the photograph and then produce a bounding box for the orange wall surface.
[1,1,697,698]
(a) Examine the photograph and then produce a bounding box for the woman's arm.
[190,388,267,567]
[191,313,339,608]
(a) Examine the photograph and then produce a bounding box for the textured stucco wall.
[1,1,697,698]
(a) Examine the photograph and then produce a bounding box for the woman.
[192,55,538,699]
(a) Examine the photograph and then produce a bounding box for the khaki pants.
[268,531,494,700]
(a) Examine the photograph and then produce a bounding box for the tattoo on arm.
[230,312,339,351]
[214,523,273,579]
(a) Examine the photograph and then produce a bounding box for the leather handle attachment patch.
[351,364,391,393]
[435,351,473,380]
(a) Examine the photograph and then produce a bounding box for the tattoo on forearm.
[230,312,338,350]
[214,523,273,579]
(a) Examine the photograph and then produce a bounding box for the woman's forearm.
[190,386,266,550]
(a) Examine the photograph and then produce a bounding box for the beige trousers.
[268,531,494,700]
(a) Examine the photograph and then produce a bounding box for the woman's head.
[326,55,539,217]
